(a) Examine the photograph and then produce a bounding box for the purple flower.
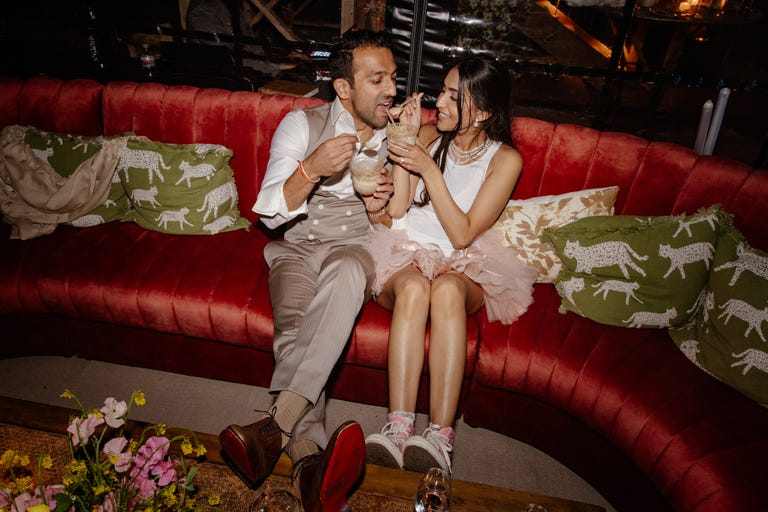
[66,413,105,446]
[100,398,128,428]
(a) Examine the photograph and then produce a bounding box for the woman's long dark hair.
[415,56,515,207]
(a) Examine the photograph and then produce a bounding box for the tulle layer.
[368,227,538,324]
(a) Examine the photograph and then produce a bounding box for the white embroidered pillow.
[492,186,619,283]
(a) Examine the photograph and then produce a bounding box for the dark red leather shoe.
[292,420,365,512]
[218,416,284,488]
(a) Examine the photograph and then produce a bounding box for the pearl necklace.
[448,139,492,165]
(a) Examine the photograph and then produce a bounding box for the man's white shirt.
[253,97,387,230]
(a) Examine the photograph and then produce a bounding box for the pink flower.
[66,413,105,446]
[104,436,128,456]
[98,492,116,512]
[13,491,44,512]
[136,474,157,499]
[133,436,170,472]
[152,459,178,486]
[41,485,67,510]
[104,437,132,473]
[100,398,128,428]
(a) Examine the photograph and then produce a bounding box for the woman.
[364,57,538,474]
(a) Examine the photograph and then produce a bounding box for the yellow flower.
[181,439,193,455]
[0,449,14,466]
[17,475,33,492]
[27,505,50,512]
[132,391,146,406]
[207,494,221,505]
[93,483,110,496]
[60,390,74,399]
[155,424,167,435]
[41,454,53,470]
[194,443,207,457]
[160,484,178,506]
[66,459,87,476]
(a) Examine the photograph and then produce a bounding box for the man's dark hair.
[328,30,392,86]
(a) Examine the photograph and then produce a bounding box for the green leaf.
[52,492,73,511]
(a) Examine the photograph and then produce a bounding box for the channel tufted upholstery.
[1,76,766,512]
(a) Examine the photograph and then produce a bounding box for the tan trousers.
[263,217,374,452]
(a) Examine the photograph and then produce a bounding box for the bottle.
[85,3,106,74]
[140,43,156,79]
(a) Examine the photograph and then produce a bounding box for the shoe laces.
[381,414,414,450]
[253,407,292,439]
[423,424,454,470]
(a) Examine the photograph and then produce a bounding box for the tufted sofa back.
[2,76,766,249]
[510,118,768,250]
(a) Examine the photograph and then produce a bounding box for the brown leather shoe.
[292,421,365,512]
[218,416,284,488]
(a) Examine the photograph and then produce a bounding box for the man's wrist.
[297,160,320,184]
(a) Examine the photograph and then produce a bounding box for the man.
[218,30,397,512]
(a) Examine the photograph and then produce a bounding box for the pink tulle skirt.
[368,226,538,325]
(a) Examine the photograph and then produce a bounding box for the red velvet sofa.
[1,76,766,512]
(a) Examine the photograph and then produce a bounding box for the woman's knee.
[431,274,470,310]
[393,272,431,309]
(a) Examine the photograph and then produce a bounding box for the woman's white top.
[392,139,502,255]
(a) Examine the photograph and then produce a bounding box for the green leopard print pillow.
[542,206,732,328]
[118,139,250,235]
[669,228,768,407]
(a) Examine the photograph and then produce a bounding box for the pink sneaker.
[403,424,454,474]
[365,413,414,469]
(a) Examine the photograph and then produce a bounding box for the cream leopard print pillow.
[493,186,619,283]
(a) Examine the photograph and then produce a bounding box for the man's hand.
[362,167,394,213]
[302,134,358,179]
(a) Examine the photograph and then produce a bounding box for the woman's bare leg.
[427,272,484,426]
[376,265,431,412]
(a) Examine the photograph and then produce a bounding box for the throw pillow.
[492,186,619,283]
[669,229,768,406]
[541,205,731,328]
[118,139,250,235]
[24,127,133,225]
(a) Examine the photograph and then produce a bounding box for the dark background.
[1,0,766,167]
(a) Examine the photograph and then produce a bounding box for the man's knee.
[321,246,374,288]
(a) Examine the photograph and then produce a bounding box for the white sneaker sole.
[365,433,403,469]
[402,435,450,474]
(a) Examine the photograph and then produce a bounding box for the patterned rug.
[0,424,413,511]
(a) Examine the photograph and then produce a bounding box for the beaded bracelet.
[298,160,320,184]
[367,208,388,217]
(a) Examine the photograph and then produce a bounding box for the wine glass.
[250,489,301,512]
[414,467,451,512]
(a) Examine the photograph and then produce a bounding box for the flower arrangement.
[0,390,220,512]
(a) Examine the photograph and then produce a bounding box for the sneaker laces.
[381,414,414,451]
[423,425,454,472]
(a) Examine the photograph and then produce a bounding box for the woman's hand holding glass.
[387,136,436,178]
